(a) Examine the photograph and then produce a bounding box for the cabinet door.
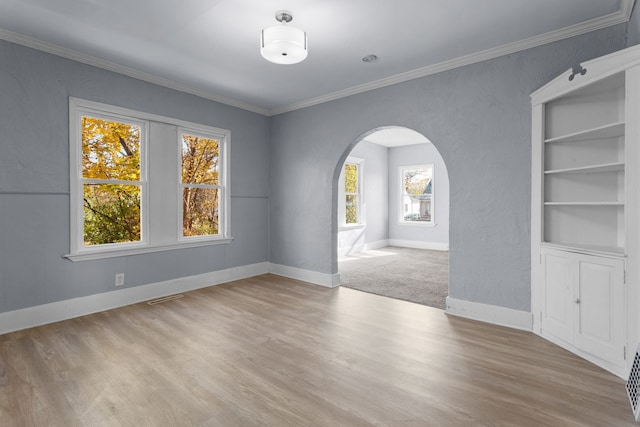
[541,250,574,343]
[574,255,625,367]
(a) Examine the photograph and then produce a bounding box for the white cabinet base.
[539,247,625,376]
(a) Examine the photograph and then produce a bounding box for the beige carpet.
[338,246,449,310]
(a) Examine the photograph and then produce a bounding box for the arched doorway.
[334,126,450,309]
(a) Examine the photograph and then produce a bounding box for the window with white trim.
[80,113,146,246]
[339,157,364,226]
[400,164,434,225]
[180,130,222,238]
[69,98,230,260]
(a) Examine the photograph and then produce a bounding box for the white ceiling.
[0,1,634,116]
[363,128,430,148]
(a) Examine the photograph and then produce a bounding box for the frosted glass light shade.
[261,25,307,65]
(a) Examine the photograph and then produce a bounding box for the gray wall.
[269,26,627,312]
[337,140,389,254]
[388,143,449,246]
[0,22,630,317]
[0,40,270,313]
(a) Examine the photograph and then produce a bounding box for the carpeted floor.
[338,246,449,310]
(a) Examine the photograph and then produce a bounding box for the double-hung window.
[79,113,146,247]
[399,164,434,225]
[339,157,364,227]
[68,98,230,260]
[180,130,222,238]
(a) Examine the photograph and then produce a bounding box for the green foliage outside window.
[82,116,141,246]
[83,184,141,245]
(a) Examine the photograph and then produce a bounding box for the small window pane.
[344,163,358,193]
[346,195,358,224]
[83,184,141,245]
[183,187,219,236]
[182,134,219,185]
[82,116,141,180]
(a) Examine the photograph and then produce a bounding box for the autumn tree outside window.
[81,115,145,246]
[68,98,231,260]
[180,131,221,238]
[339,157,364,227]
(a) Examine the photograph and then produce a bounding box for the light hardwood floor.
[0,274,636,426]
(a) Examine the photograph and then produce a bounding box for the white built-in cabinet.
[541,248,624,368]
[531,44,640,378]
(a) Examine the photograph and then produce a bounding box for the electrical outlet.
[115,273,125,287]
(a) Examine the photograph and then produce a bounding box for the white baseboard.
[338,239,449,256]
[536,330,625,379]
[0,262,269,335]
[337,239,389,257]
[269,263,340,288]
[388,239,449,251]
[445,297,532,331]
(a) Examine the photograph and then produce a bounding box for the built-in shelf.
[531,47,640,379]
[544,201,624,206]
[539,81,626,254]
[540,241,625,257]
[544,162,624,175]
[545,122,624,144]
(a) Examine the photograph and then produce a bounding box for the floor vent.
[146,294,184,305]
[627,344,640,421]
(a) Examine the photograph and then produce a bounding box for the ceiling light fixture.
[261,10,307,65]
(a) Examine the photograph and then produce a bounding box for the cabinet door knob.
[574,298,580,304]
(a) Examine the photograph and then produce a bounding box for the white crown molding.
[0,28,270,116]
[0,0,634,117]
[268,0,636,115]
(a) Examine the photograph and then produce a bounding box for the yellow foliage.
[82,116,140,181]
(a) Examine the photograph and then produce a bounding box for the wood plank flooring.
[0,274,636,426]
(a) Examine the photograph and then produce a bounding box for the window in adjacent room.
[69,98,230,260]
[339,157,364,226]
[400,164,434,225]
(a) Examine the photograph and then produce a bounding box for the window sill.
[398,221,436,227]
[339,224,366,231]
[64,237,234,262]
